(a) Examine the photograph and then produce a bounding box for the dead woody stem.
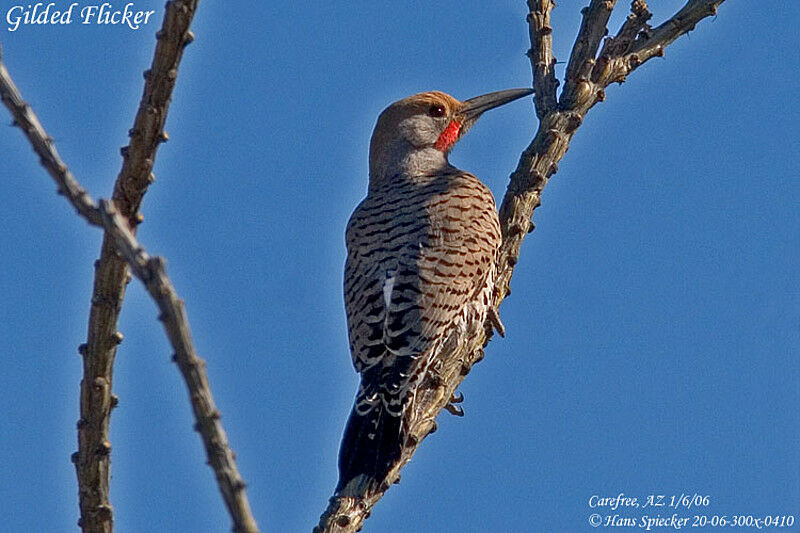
[75,1,199,532]
[0,9,260,533]
[315,1,725,532]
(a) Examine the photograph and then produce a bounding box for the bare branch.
[74,1,199,531]
[599,0,653,58]
[504,0,726,302]
[113,0,198,217]
[589,0,724,89]
[0,47,102,226]
[0,44,260,533]
[98,201,261,533]
[315,0,725,531]
[627,0,722,66]
[561,0,617,107]
[526,0,559,118]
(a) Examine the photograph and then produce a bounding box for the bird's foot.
[488,307,505,337]
[444,390,465,417]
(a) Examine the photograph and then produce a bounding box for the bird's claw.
[488,307,505,337]
[445,401,465,417]
[445,390,465,416]
[444,391,464,416]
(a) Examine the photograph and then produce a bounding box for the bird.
[337,87,533,495]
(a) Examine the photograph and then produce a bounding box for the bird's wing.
[377,174,500,414]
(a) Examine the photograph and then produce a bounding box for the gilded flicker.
[338,88,533,493]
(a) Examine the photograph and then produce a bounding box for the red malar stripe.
[435,120,461,151]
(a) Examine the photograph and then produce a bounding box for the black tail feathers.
[336,401,404,493]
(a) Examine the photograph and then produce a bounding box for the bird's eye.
[428,104,446,118]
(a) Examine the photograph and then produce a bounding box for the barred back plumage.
[338,170,501,491]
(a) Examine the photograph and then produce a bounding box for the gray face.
[395,113,448,148]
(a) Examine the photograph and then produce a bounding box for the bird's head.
[368,88,532,187]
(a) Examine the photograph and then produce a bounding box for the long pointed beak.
[460,88,534,121]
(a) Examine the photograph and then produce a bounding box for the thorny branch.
[98,201,261,533]
[74,1,199,531]
[0,36,261,533]
[526,0,558,118]
[315,1,726,531]
[561,0,616,108]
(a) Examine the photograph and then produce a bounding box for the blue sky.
[1,1,798,532]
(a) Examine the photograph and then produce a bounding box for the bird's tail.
[336,374,405,494]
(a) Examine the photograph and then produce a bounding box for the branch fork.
[315,1,725,531]
[1,3,261,531]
